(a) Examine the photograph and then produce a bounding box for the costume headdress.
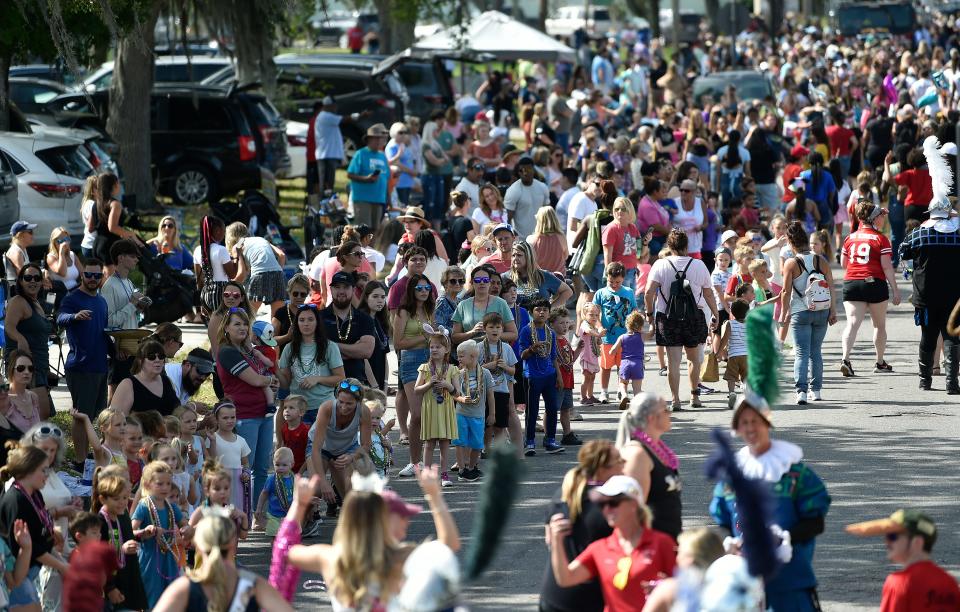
[922,135,959,232]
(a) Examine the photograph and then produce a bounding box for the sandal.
[399,435,410,446]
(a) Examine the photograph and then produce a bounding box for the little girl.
[152,441,199,512]
[365,397,395,478]
[124,418,145,493]
[96,471,148,610]
[72,407,124,498]
[131,461,192,607]
[414,327,462,488]
[190,460,249,540]
[576,303,603,404]
[211,401,251,517]
[172,404,203,488]
[608,312,648,407]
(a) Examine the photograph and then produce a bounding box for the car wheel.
[172,166,218,205]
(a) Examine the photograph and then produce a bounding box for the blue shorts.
[581,256,605,292]
[400,348,430,384]
[453,414,485,450]
[560,389,573,411]
[321,440,360,461]
[10,566,40,606]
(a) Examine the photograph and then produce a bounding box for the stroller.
[211,189,305,268]
[138,247,196,325]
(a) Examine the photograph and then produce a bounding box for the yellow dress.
[419,363,459,440]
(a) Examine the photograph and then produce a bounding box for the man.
[305,101,322,195]
[346,21,364,53]
[898,193,960,394]
[314,96,348,193]
[57,258,109,459]
[620,56,650,117]
[591,48,614,93]
[846,509,960,611]
[164,348,215,404]
[347,123,390,231]
[504,157,550,239]
[453,157,484,213]
[322,271,375,382]
[566,171,601,251]
[555,167,581,233]
[480,224,515,274]
[101,240,150,394]
[546,79,573,153]
[746,111,784,212]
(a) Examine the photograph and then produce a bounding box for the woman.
[714,129,751,207]
[397,206,449,263]
[226,221,287,316]
[318,239,371,307]
[272,273,311,351]
[147,215,194,274]
[308,379,372,513]
[207,281,254,359]
[448,191,478,257]
[839,201,901,377]
[154,509,293,611]
[386,122,417,206]
[0,445,70,608]
[887,147,932,224]
[467,120,501,178]
[451,265,518,345]
[5,221,34,284]
[644,229,718,411]
[359,280,390,391]
[472,183,508,230]
[91,173,144,269]
[434,266,464,331]
[528,207,568,276]
[672,179,708,262]
[421,120,451,223]
[602,198,642,290]
[277,303,345,424]
[80,175,98,258]
[539,441,621,612]
[6,350,40,433]
[800,152,837,230]
[636,177,672,258]
[5,264,53,419]
[712,396,830,610]
[109,339,180,416]
[0,382,24,467]
[44,227,81,292]
[616,393,681,540]
[194,215,236,315]
[152,322,184,359]
[215,307,277,505]
[549,475,677,611]
[779,221,838,405]
[504,241,572,309]
[393,274,434,477]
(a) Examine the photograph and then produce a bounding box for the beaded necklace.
[274,473,292,512]
[335,307,353,341]
[461,365,483,404]
[13,482,53,537]
[146,495,182,561]
[481,338,504,379]
[557,338,573,367]
[530,322,553,358]
[369,426,391,472]
[99,507,126,568]
[429,361,448,404]
[632,429,679,471]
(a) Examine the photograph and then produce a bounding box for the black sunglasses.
[597,498,625,509]
[144,353,165,361]
[290,291,309,298]
[446,278,465,285]
[83,271,104,279]
[471,164,485,170]
[21,274,42,283]
[14,365,34,373]
[161,223,176,229]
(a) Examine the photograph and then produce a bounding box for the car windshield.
[35,145,94,179]
[694,75,770,103]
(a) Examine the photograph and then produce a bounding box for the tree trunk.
[231,0,278,98]
[626,0,660,38]
[705,0,720,33]
[0,55,10,133]
[106,6,161,212]
[537,0,547,31]
[372,0,416,55]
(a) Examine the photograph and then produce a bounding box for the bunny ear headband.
[351,470,387,494]
[422,323,450,339]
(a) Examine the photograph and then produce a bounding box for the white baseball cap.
[588,475,644,503]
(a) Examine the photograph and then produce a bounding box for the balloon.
[918,88,938,108]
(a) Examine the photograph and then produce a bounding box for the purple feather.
[704,428,782,580]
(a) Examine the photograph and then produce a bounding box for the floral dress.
[418,363,458,441]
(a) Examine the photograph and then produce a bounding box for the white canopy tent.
[413,11,576,62]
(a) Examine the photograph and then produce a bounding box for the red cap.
[791,144,810,158]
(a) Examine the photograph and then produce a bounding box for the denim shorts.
[453,413,485,450]
[10,566,40,606]
[320,440,360,461]
[400,348,430,384]
[581,256,606,292]
[560,389,573,411]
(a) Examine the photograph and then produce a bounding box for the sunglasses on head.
[83,271,103,279]
[338,380,361,394]
[21,274,42,283]
[223,291,242,299]
[14,365,34,373]
[36,425,63,439]
[144,353,165,362]
[298,303,318,311]
[290,290,309,298]
[473,276,491,284]
[597,497,625,509]
[415,284,432,291]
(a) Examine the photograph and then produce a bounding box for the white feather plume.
[923,135,953,205]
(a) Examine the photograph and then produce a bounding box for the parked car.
[9,78,70,116]
[9,64,85,86]
[545,5,613,37]
[284,121,309,179]
[28,124,121,178]
[80,55,233,92]
[0,132,90,245]
[0,149,20,240]
[43,86,272,205]
[692,70,775,106]
[658,9,703,44]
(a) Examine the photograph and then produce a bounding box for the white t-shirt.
[308,250,332,281]
[81,199,97,249]
[503,178,550,238]
[566,192,597,251]
[164,362,189,404]
[193,243,230,282]
[648,255,714,321]
[214,432,251,469]
[454,177,481,214]
[556,186,580,233]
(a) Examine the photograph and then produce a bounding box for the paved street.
[56,273,958,610]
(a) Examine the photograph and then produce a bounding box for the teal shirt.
[347,147,389,204]
[436,131,455,175]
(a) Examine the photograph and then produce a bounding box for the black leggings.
[905,205,928,224]
[918,305,960,356]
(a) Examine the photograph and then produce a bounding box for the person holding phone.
[347,124,390,232]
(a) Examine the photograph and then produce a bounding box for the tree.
[200,0,281,97]
[625,0,660,38]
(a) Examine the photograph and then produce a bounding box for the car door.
[0,152,21,238]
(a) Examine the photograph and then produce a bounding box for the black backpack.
[661,259,699,324]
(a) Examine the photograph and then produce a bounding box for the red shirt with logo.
[281,422,311,473]
[843,227,891,281]
[880,560,960,612]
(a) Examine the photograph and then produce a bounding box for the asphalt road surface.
[56,273,958,610]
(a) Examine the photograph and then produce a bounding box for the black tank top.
[186,570,260,612]
[129,373,180,416]
[644,444,683,540]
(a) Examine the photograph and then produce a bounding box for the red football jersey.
[843,227,891,281]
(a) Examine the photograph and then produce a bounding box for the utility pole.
[672,0,681,52]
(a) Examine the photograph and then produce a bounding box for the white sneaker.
[811,390,822,401]
[796,391,807,405]
[440,472,453,487]
[599,391,610,404]
[398,462,420,477]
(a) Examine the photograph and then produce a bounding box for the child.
[454,340,495,482]
[254,448,296,536]
[725,245,755,301]
[96,471,147,611]
[711,247,733,327]
[414,328,462,488]
[550,308,583,445]
[123,418,145,493]
[131,461,192,607]
[172,404,203,485]
[69,512,102,547]
[212,401,252,517]
[518,297,565,457]
[609,311,648,407]
[0,518,31,608]
[480,312,521,449]
[593,262,638,403]
[576,303,602,405]
[748,259,780,308]
[735,283,756,309]
[152,441,199,511]
[365,397,394,478]
[501,279,529,414]
[715,299,750,410]
[274,395,310,475]
[251,320,278,413]
[190,461,249,540]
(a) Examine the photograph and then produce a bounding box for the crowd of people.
[1,5,960,612]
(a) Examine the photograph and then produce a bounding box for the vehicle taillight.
[238,135,257,161]
[287,134,307,147]
[88,150,102,168]
[259,125,273,142]
[375,98,396,109]
[29,182,82,198]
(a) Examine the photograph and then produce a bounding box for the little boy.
[549,308,583,446]
[254,447,302,536]
[748,259,779,307]
[251,320,278,413]
[735,283,755,309]
[70,512,103,547]
[593,262,637,404]
[715,299,750,410]
[726,245,756,300]
[275,395,310,474]
[479,313,519,447]
[518,297,565,456]
[454,340,495,481]
[365,397,394,478]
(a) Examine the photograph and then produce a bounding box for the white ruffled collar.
[736,440,803,482]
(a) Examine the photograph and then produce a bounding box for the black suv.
[43,84,288,205]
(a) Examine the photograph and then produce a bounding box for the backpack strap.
[658,258,681,304]
[792,255,807,297]
[680,257,693,275]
